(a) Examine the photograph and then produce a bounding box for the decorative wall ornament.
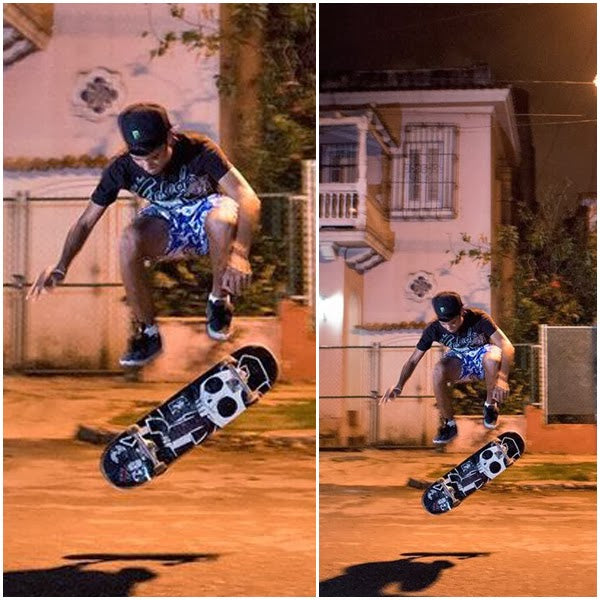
[405,270,436,302]
[72,67,125,122]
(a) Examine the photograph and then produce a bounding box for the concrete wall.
[141,300,315,384]
[525,406,596,454]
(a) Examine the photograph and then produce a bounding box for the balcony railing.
[319,185,362,227]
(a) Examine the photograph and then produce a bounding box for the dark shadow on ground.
[3,553,219,597]
[319,551,491,597]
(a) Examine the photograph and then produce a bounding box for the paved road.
[4,440,316,597]
[4,375,317,597]
[320,451,596,597]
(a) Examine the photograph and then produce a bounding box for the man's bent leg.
[432,356,462,420]
[119,215,169,325]
[205,197,237,297]
[482,346,502,404]
[482,345,502,428]
[204,198,237,340]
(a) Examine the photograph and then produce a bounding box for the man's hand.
[492,376,510,404]
[379,385,402,405]
[221,250,252,296]
[26,266,66,300]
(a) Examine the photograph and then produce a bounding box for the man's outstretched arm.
[379,348,426,404]
[27,201,107,299]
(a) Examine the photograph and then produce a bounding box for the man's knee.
[120,217,168,260]
[483,346,502,372]
[433,358,460,384]
[206,196,238,231]
[120,223,144,258]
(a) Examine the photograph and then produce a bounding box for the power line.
[515,113,585,117]
[371,6,508,34]
[458,119,596,131]
[500,79,596,86]
[518,119,596,126]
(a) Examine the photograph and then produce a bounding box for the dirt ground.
[3,376,316,597]
[320,451,597,597]
[4,376,597,597]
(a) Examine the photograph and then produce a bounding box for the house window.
[319,142,358,184]
[397,124,457,217]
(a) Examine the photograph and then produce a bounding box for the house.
[319,65,525,447]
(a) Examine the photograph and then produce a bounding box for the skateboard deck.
[100,345,278,489]
[422,431,525,514]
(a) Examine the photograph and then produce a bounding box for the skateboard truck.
[127,425,168,476]
[225,362,262,406]
[432,478,461,506]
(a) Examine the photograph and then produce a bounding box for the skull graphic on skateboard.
[422,431,525,514]
[100,345,278,489]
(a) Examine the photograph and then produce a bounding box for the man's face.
[130,143,172,175]
[439,312,464,333]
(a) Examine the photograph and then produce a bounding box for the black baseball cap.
[432,291,463,322]
[118,103,172,156]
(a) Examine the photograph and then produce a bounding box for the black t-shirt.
[91,132,232,209]
[416,308,498,352]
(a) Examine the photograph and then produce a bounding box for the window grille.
[319,142,358,184]
[396,124,457,217]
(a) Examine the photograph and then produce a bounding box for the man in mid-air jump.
[28,102,260,367]
[380,291,515,444]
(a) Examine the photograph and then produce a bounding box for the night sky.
[320,3,597,206]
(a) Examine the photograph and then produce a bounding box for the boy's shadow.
[3,553,218,597]
[320,552,490,597]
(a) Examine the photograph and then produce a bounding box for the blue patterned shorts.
[139,194,221,257]
[445,344,494,381]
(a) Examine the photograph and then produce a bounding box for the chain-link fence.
[319,343,541,448]
[540,325,596,424]
[4,162,315,371]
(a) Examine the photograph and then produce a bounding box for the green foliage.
[151,230,290,317]
[145,3,315,193]
[510,182,597,341]
[448,181,596,342]
[448,226,518,287]
[448,362,532,415]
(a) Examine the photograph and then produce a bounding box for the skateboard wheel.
[154,462,167,476]
[127,424,141,435]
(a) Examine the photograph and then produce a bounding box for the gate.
[3,193,136,371]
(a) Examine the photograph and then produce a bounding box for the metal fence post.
[369,342,381,445]
[14,191,29,367]
[539,325,548,424]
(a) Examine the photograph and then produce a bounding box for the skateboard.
[422,431,525,514]
[100,345,278,489]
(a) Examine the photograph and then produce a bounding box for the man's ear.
[166,130,176,146]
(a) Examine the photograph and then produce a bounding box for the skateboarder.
[380,291,515,444]
[27,102,261,366]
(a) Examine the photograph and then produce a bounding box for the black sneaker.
[206,296,234,341]
[433,421,458,445]
[119,325,163,367]
[483,403,499,429]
